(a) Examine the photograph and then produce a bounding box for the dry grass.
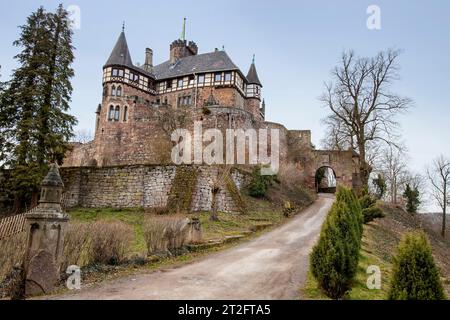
[0,232,27,283]
[89,221,134,265]
[61,222,92,272]
[143,215,189,255]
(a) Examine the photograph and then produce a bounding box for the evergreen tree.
[388,232,445,300]
[372,174,387,200]
[5,5,77,210]
[403,183,420,214]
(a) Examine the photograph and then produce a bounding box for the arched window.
[123,106,128,122]
[117,86,122,97]
[114,106,120,121]
[111,85,116,96]
[108,105,114,120]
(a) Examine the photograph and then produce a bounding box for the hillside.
[303,202,450,299]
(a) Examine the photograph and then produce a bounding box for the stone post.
[24,164,69,297]
[187,217,203,244]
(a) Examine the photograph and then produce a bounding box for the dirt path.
[50,195,333,300]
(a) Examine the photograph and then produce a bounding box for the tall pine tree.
[5,5,77,210]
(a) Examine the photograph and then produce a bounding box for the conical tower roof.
[246,56,262,87]
[104,31,134,68]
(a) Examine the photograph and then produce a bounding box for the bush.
[388,232,445,300]
[310,201,359,299]
[248,167,275,198]
[362,206,385,224]
[143,215,190,255]
[359,194,384,224]
[89,221,134,265]
[61,222,92,272]
[336,187,363,238]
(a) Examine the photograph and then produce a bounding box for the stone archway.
[315,166,337,193]
[309,150,361,191]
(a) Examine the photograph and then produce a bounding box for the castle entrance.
[315,166,337,193]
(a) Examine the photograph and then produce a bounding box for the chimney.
[144,48,153,72]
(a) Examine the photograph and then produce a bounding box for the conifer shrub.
[310,190,363,299]
[388,232,445,300]
[359,194,385,224]
[248,167,275,198]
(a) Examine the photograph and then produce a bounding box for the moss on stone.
[167,166,199,214]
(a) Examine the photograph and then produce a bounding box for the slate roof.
[246,63,262,86]
[105,32,134,68]
[152,51,241,80]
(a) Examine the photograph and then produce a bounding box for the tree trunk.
[210,189,219,222]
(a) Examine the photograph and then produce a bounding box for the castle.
[61,25,360,212]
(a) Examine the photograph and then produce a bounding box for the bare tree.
[320,49,412,187]
[426,155,450,238]
[72,129,93,144]
[378,146,408,204]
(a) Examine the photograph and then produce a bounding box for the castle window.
[123,106,128,122]
[112,68,124,77]
[114,106,120,121]
[177,79,184,88]
[111,85,116,96]
[214,73,222,82]
[178,96,192,107]
[116,86,122,97]
[225,72,232,82]
[108,105,114,121]
[198,74,205,84]
[189,75,195,85]
[166,80,172,89]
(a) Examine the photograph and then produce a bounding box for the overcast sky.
[1,0,449,210]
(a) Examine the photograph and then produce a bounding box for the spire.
[246,55,262,87]
[180,17,187,41]
[104,28,133,68]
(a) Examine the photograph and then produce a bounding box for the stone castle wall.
[61,165,248,213]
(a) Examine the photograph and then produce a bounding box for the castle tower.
[96,27,156,137]
[170,18,198,63]
[245,55,263,121]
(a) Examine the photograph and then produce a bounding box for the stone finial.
[39,163,64,205]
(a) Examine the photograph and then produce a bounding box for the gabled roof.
[246,62,262,86]
[152,51,240,80]
[104,32,134,68]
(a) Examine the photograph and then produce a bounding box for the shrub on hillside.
[336,187,363,238]
[310,201,360,299]
[362,206,385,224]
[89,221,134,265]
[388,231,445,300]
[248,167,275,198]
[359,194,385,224]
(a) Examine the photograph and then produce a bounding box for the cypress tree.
[388,232,445,300]
[403,183,420,214]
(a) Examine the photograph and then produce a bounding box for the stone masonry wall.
[61,165,247,213]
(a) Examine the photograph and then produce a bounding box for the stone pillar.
[24,164,69,297]
[187,217,203,244]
